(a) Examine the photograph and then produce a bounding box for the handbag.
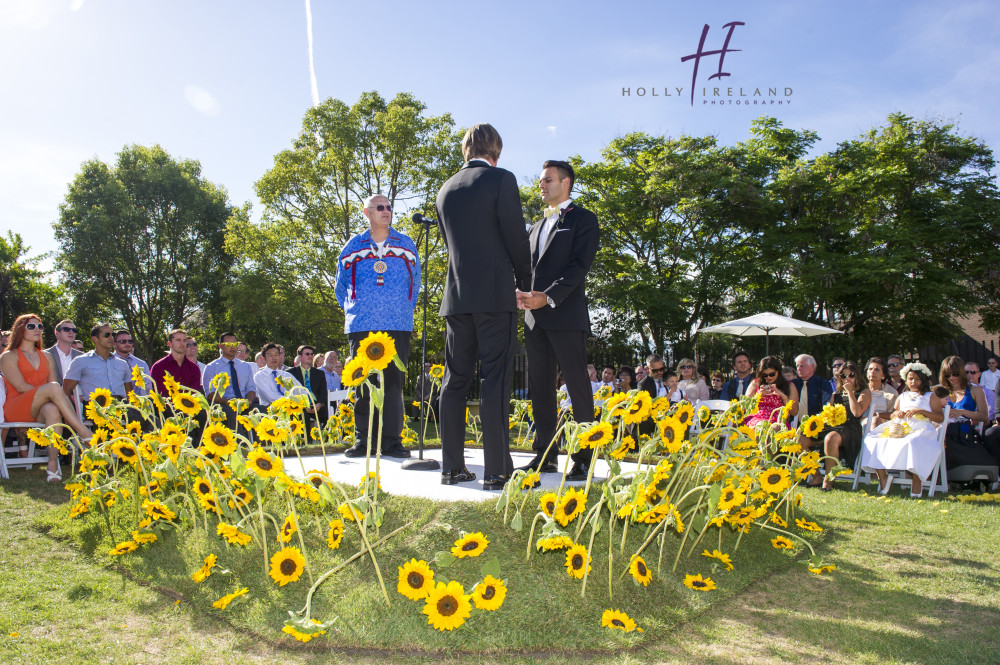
[945,421,983,448]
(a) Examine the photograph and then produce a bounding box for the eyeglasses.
[761,371,778,379]
[369,204,392,212]
[116,338,133,344]
[25,323,44,331]
[220,342,240,348]
[888,362,902,368]
[59,326,78,334]
[649,367,665,374]
[679,365,694,370]
[839,372,856,379]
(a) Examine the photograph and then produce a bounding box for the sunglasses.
[679,365,694,370]
[25,323,44,331]
[839,372,856,379]
[116,338,133,344]
[220,342,240,348]
[59,326,78,333]
[967,370,979,375]
[832,363,844,369]
[761,371,778,378]
[186,342,198,347]
[649,367,665,374]
[97,331,113,338]
[369,204,392,212]
[888,362,902,368]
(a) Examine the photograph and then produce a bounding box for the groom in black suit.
[518,160,600,481]
[435,123,532,490]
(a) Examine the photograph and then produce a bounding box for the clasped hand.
[516,289,547,310]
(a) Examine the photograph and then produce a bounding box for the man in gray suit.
[45,319,82,386]
[435,123,532,490]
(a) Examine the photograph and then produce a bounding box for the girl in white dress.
[861,362,944,497]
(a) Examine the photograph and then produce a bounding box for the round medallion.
[374,260,388,274]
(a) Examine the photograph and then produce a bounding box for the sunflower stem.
[525,512,545,560]
[579,498,604,598]
[287,498,314,587]
[607,513,614,602]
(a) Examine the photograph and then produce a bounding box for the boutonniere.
[555,204,574,229]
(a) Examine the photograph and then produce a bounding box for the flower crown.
[899,362,932,379]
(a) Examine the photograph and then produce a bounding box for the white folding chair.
[0,380,48,480]
[849,404,875,490]
[328,389,348,412]
[691,399,731,435]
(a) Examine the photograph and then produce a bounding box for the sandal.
[46,469,62,484]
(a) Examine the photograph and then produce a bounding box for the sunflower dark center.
[482,585,495,600]
[198,482,209,494]
[679,413,689,424]
[462,541,479,552]
[692,580,706,588]
[309,477,322,488]
[766,473,780,484]
[280,559,297,575]
[545,501,555,513]
[257,458,272,471]
[587,431,603,442]
[612,619,625,628]
[664,429,675,442]
[407,572,424,588]
[437,595,457,616]
[211,433,227,446]
[637,561,647,576]
[564,498,578,514]
[351,368,364,380]
[571,554,583,568]
[121,447,135,457]
[366,344,385,361]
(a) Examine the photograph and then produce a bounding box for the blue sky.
[3,0,998,269]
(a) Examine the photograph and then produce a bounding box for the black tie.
[229,360,242,399]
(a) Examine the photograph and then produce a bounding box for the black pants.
[349,330,411,451]
[439,312,516,477]
[524,325,593,465]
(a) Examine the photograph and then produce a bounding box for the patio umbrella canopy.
[697,311,843,354]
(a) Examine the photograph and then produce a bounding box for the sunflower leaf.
[591,513,603,535]
[510,510,522,532]
[228,450,246,478]
[433,551,456,568]
[707,483,721,515]
[317,483,337,506]
[479,556,501,578]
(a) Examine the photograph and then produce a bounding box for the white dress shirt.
[254,367,302,406]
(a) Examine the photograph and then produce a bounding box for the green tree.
[54,144,234,362]
[227,91,463,361]
[0,232,78,345]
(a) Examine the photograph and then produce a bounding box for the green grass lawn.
[2,462,999,665]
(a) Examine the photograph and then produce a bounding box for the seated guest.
[965,361,994,422]
[665,372,685,404]
[940,355,989,445]
[150,329,203,395]
[322,351,342,392]
[254,352,266,370]
[235,342,252,364]
[861,362,944,496]
[828,357,845,393]
[44,319,82,385]
[819,360,871,489]
[203,332,258,427]
[71,340,85,352]
[709,371,725,400]
[113,329,150,396]
[744,356,799,427]
[289,345,328,430]
[615,365,636,394]
[885,354,906,393]
[1,314,94,482]
[254,343,302,407]
[587,364,600,393]
[634,364,647,385]
[597,366,616,392]
[721,351,755,400]
[638,354,668,400]
[185,336,206,377]
[676,358,709,402]
[866,357,899,428]
[782,365,797,383]
[63,323,135,405]
[794,353,833,452]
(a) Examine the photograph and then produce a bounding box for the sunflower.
[326,518,345,549]
[130,364,146,390]
[428,363,445,379]
[279,514,297,544]
[576,421,613,450]
[701,549,734,571]
[143,499,177,521]
[822,403,847,427]
[341,356,368,387]
[191,553,218,583]
[769,512,788,528]
[808,563,836,575]
[601,609,642,633]
[801,414,825,438]
[758,467,792,494]
[683,573,716,591]
[111,439,139,466]
[191,475,214,499]
[565,544,591,579]
[338,503,364,522]
[603,392,629,418]
[658,416,686,454]
[87,387,113,409]
[422,580,472,631]
[716,483,746,513]
[246,447,283,478]
[536,535,574,551]
[771,535,794,550]
[471,575,507,611]
[623,391,652,424]
[212,587,249,610]
[629,555,653,586]
[202,423,237,457]
[282,620,327,642]
[268,546,305,586]
[553,488,587,527]
[357,331,396,372]
[520,470,541,490]
[539,492,558,517]
[69,497,92,518]
[254,417,287,444]
[131,530,157,545]
[217,522,253,546]
[451,532,489,558]
[171,391,202,417]
[108,540,139,556]
[609,436,633,460]
[397,558,435,600]
[674,402,695,427]
[651,396,672,420]
[795,518,822,532]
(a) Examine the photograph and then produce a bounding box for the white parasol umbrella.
[697,311,843,355]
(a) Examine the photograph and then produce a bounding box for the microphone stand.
[401,213,441,471]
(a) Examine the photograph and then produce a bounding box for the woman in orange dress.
[1,313,94,482]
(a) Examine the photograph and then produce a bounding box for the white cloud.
[70,0,86,11]
[183,85,222,117]
[0,1,54,31]
[546,125,557,135]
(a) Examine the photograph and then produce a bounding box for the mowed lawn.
[1,465,998,665]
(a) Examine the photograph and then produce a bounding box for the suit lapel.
[537,204,575,263]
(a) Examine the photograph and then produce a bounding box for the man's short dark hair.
[462,123,502,162]
[55,319,74,332]
[219,332,237,344]
[91,322,112,338]
[296,344,315,357]
[543,159,575,191]
[261,342,281,356]
[114,329,131,340]
[733,350,750,365]
[167,328,187,343]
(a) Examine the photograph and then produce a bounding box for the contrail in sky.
[305,0,320,106]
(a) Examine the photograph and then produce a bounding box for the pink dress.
[743,392,785,427]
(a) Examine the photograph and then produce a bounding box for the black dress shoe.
[343,445,368,458]
[382,445,412,458]
[566,462,589,481]
[482,474,510,490]
[517,455,558,474]
[441,467,476,485]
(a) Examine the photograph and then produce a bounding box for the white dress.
[861,391,941,480]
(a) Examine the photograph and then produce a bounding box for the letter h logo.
[680,21,745,106]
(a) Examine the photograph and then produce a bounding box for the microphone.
[412,213,437,225]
